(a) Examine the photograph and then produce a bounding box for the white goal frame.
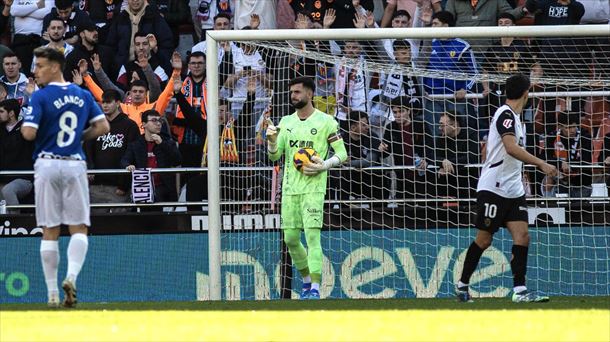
[204,24,610,300]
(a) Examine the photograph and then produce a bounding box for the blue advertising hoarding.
[1,227,608,303]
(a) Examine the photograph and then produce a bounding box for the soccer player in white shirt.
[455,74,557,303]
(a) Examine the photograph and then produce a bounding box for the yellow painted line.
[1,310,608,341]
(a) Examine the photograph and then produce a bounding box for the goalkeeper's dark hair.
[505,74,531,100]
[289,76,316,93]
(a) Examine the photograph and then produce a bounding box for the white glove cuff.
[267,142,278,154]
[322,155,341,170]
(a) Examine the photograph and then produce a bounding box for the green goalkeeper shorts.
[281,192,325,229]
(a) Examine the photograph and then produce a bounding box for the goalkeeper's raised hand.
[266,120,279,153]
[303,155,341,176]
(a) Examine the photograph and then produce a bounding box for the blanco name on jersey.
[477,104,525,198]
[54,95,85,109]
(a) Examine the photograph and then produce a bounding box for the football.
[293,148,318,172]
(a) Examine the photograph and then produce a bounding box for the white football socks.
[311,283,320,291]
[303,275,311,284]
[40,240,59,294]
[66,233,88,286]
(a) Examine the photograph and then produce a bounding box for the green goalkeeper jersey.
[269,109,346,195]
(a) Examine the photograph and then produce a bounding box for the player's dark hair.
[130,79,149,90]
[55,0,73,10]
[0,98,20,117]
[349,110,368,125]
[33,47,65,71]
[2,52,19,63]
[432,11,455,27]
[288,76,316,93]
[141,109,160,123]
[102,89,122,102]
[213,13,232,24]
[392,9,411,21]
[134,31,149,41]
[505,74,530,100]
[187,51,206,64]
[557,112,580,126]
[498,12,516,24]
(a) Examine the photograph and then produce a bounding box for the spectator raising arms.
[79,51,183,132]
[106,0,174,76]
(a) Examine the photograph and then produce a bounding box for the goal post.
[204,25,610,301]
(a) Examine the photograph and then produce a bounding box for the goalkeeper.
[266,76,348,300]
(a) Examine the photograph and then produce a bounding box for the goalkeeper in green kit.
[266,76,348,300]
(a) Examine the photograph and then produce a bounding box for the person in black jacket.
[0,98,34,212]
[380,96,432,204]
[85,89,140,212]
[539,112,592,197]
[121,109,181,203]
[42,0,94,45]
[106,0,174,77]
[173,75,268,212]
[78,0,122,43]
[430,110,480,199]
[64,23,117,83]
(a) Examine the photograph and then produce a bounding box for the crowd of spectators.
[0,0,609,213]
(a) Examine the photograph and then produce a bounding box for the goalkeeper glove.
[266,120,279,153]
[303,155,342,176]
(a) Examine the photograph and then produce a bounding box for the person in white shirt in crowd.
[193,0,234,41]
[10,0,53,74]
[221,26,271,120]
[234,0,276,30]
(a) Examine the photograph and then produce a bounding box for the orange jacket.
[84,73,176,133]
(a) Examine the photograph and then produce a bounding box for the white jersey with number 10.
[477,104,526,198]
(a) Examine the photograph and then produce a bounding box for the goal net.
[199,25,610,300]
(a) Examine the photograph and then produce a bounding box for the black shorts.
[475,190,528,233]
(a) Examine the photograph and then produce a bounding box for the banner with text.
[0,227,608,303]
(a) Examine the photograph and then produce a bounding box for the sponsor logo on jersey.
[310,128,317,135]
[289,140,314,149]
[502,119,513,129]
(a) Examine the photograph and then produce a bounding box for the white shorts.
[34,158,90,227]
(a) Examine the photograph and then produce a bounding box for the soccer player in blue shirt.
[21,47,110,308]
